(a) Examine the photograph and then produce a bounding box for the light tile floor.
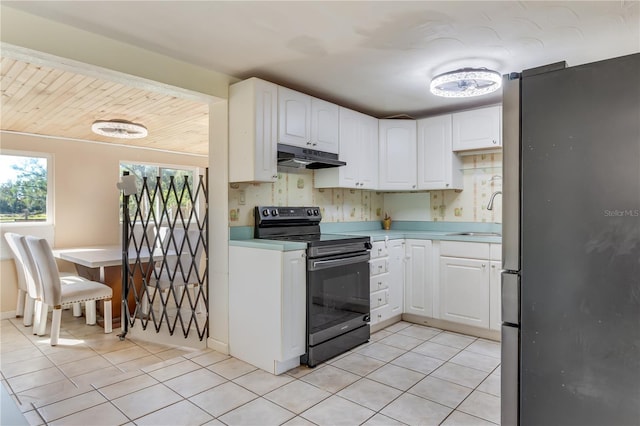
[1,311,501,425]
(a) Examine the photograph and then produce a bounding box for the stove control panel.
[256,206,321,221]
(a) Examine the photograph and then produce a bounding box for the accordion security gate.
[120,171,208,341]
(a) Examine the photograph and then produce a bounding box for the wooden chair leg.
[85,300,96,325]
[50,307,62,346]
[16,289,26,318]
[23,296,35,327]
[103,300,112,333]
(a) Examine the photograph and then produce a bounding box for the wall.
[228,152,502,227]
[228,168,385,226]
[0,6,236,100]
[0,132,208,314]
[431,152,502,223]
[1,7,232,351]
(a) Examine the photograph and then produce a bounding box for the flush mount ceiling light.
[91,119,148,139]
[430,68,502,98]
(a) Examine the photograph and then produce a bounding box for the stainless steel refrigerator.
[501,53,640,425]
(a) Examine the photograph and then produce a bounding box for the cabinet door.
[378,119,417,190]
[489,260,501,331]
[439,256,490,328]
[278,86,311,147]
[452,105,502,151]
[314,107,378,189]
[281,251,306,359]
[417,115,462,190]
[311,98,339,153]
[404,239,433,317]
[358,113,380,189]
[229,78,278,182]
[388,239,405,317]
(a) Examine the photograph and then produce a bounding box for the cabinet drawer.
[370,274,389,292]
[371,289,389,309]
[440,241,490,259]
[370,258,389,275]
[370,241,388,259]
[370,305,390,325]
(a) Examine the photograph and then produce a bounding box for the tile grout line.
[91,382,136,425]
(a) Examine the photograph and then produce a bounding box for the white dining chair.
[24,236,113,345]
[4,232,39,327]
[141,227,205,316]
[5,233,88,330]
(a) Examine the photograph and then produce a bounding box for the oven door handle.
[308,253,370,271]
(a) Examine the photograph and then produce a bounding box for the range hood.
[277,144,346,169]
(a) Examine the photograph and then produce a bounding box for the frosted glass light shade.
[430,68,502,98]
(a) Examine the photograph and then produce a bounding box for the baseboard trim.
[207,337,229,354]
[402,314,501,341]
[371,314,403,334]
[0,311,17,321]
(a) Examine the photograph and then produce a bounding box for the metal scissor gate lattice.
[120,171,208,341]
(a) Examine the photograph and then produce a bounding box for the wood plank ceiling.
[0,57,209,156]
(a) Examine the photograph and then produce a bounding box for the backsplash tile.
[430,153,502,223]
[228,169,384,226]
[228,153,502,227]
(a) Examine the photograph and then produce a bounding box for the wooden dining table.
[53,245,156,328]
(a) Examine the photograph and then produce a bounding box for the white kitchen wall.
[227,152,502,227]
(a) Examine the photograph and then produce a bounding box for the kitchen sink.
[446,232,502,237]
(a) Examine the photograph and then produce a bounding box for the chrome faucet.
[487,191,502,210]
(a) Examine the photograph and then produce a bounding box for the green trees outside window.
[0,155,48,222]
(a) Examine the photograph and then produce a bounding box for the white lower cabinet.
[369,239,404,326]
[387,239,405,317]
[229,247,306,375]
[404,239,433,317]
[489,260,501,331]
[439,256,490,328]
[438,241,502,330]
[489,244,502,331]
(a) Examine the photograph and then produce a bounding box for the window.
[119,162,200,223]
[0,152,51,224]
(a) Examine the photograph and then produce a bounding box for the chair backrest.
[4,233,38,299]
[25,236,62,306]
[157,227,205,285]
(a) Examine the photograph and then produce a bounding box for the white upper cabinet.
[417,115,463,190]
[311,98,339,153]
[378,119,417,190]
[278,86,311,147]
[229,78,278,183]
[452,105,502,151]
[315,107,378,189]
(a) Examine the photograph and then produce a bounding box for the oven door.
[307,251,370,346]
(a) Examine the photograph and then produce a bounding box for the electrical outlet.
[238,190,246,205]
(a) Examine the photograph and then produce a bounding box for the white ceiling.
[3,1,640,118]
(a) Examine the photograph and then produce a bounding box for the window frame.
[0,149,54,227]
[118,160,202,225]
